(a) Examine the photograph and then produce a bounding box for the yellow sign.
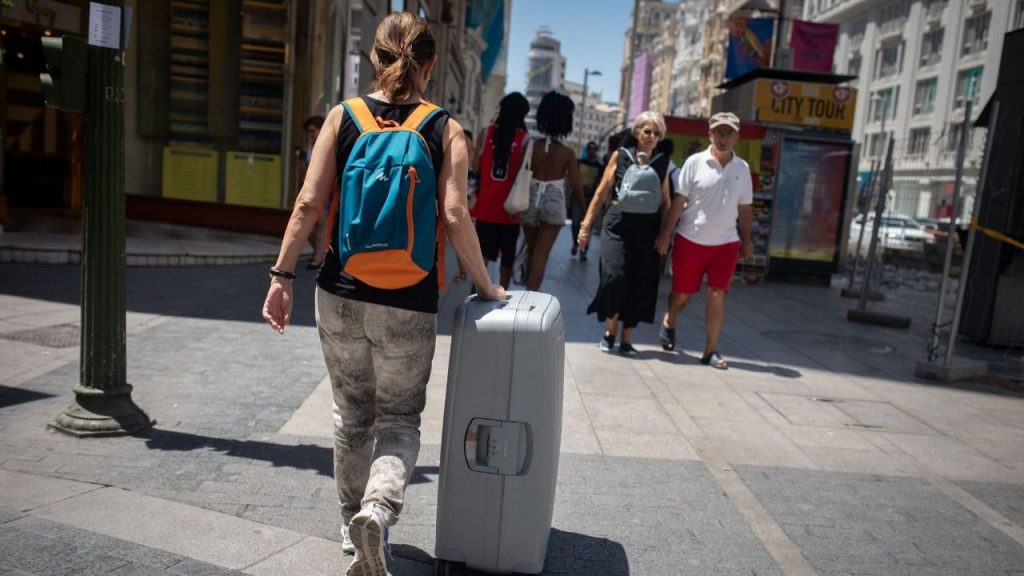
[755,79,857,130]
[162,147,218,202]
[225,152,282,208]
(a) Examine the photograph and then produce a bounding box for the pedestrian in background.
[571,140,603,262]
[262,12,504,576]
[470,92,531,289]
[578,111,671,356]
[521,91,583,291]
[656,112,753,369]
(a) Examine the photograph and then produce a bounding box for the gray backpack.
[616,148,663,214]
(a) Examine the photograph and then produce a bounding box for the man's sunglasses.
[640,128,662,138]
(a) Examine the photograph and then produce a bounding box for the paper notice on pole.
[88,2,121,50]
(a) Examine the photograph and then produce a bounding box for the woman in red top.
[471,92,530,289]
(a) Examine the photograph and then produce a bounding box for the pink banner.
[790,20,839,73]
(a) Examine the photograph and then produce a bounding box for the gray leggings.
[315,287,436,528]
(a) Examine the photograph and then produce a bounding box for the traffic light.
[40,36,86,113]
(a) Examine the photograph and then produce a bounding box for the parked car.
[848,214,935,256]
[914,217,956,239]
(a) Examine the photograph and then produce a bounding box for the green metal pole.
[52,0,152,436]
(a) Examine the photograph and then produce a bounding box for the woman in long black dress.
[577,111,671,356]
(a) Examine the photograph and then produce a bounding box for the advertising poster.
[755,79,857,130]
[162,147,218,202]
[225,152,281,208]
[725,17,774,79]
[769,138,852,262]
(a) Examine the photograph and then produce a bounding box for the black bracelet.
[269,267,296,280]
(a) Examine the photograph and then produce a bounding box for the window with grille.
[874,41,903,79]
[919,29,943,67]
[945,122,973,153]
[908,128,930,156]
[913,78,937,115]
[954,67,983,109]
[961,11,991,57]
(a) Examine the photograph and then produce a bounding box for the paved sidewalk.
[0,217,302,266]
[1,228,1023,575]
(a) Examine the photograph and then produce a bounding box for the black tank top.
[316,96,450,314]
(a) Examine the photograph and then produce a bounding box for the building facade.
[524,27,565,134]
[671,0,710,117]
[564,80,621,154]
[648,9,680,115]
[620,0,677,122]
[807,0,1022,219]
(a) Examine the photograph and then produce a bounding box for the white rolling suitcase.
[435,291,565,575]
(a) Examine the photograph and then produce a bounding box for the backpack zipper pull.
[408,166,420,183]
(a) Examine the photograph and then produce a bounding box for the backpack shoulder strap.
[342,97,380,133]
[619,147,635,165]
[647,152,664,166]
[400,102,443,132]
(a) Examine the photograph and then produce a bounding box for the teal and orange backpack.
[328,97,447,290]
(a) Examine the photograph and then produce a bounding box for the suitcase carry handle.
[464,418,531,476]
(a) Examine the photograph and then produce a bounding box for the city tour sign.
[754,79,857,131]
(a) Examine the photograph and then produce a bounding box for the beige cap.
[709,112,740,131]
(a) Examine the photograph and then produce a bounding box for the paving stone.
[956,479,1024,529]
[738,465,1024,576]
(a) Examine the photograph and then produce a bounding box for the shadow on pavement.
[651,349,804,379]
[140,427,438,484]
[430,529,629,575]
[0,385,57,408]
[0,263,320,327]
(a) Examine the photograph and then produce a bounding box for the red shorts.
[672,235,740,294]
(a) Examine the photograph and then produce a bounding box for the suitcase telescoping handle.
[464,418,531,476]
[466,293,536,312]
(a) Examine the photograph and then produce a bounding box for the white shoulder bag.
[503,137,534,214]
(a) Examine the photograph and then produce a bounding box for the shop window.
[919,29,943,68]
[238,0,288,154]
[961,11,991,57]
[169,0,211,146]
[908,128,930,157]
[913,78,937,115]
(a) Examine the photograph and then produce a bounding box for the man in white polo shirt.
[655,112,752,369]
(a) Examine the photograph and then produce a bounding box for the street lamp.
[577,68,602,153]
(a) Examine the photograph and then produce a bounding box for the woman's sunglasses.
[640,128,662,138]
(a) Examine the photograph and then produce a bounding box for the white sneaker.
[342,522,355,555]
[347,506,391,576]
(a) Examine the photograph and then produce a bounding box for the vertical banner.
[790,20,839,73]
[725,17,773,80]
[629,51,653,122]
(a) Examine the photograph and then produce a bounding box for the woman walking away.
[521,91,583,291]
[261,12,505,576]
[471,92,531,289]
[578,111,671,356]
